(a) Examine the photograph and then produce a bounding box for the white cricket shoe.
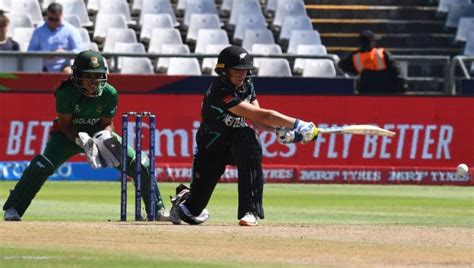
[147,208,171,222]
[4,207,21,221]
[156,208,171,222]
[239,212,258,226]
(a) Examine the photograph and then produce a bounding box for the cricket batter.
[170,45,318,226]
[3,50,169,221]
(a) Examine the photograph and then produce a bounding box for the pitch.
[0,182,472,267]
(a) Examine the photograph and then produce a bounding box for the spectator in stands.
[0,11,20,51]
[338,30,407,94]
[28,3,82,74]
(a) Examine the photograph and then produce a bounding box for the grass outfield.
[0,181,473,267]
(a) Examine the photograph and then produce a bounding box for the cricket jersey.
[197,77,256,151]
[52,80,118,135]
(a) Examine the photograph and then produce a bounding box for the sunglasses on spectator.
[47,17,60,22]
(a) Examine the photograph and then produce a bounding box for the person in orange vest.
[338,30,407,94]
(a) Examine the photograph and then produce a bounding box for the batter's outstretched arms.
[229,100,318,144]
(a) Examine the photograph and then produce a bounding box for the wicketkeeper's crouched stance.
[3,51,169,221]
[170,46,318,226]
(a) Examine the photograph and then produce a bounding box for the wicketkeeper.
[170,45,319,226]
[3,50,169,221]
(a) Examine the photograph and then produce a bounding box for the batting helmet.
[71,50,108,97]
[215,45,256,75]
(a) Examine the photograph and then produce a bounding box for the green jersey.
[53,80,118,135]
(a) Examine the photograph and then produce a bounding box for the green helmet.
[72,50,108,97]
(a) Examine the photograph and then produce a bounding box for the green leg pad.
[128,157,165,216]
[3,155,55,217]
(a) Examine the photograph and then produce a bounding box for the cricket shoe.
[147,208,171,222]
[4,207,21,221]
[239,212,258,226]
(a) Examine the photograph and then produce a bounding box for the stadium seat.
[60,0,93,27]
[445,4,474,28]
[140,14,174,42]
[251,44,282,70]
[194,29,230,53]
[186,14,221,43]
[87,0,100,13]
[10,0,43,25]
[167,57,202,75]
[0,0,11,12]
[148,28,183,53]
[229,1,263,28]
[103,28,138,53]
[63,15,81,28]
[279,15,313,41]
[83,42,99,51]
[6,13,33,37]
[455,18,474,42]
[97,0,135,25]
[256,58,292,77]
[273,1,307,28]
[287,30,322,54]
[301,59,337,78]
[251,44,283,55]
[202,44,230,75]
[12,27,34,51]
[242,29,275,51]
[156,44,191,73]
[183,0,218,29]
[267,0,304,17]
[293,44,328,73]
[220,0,232,16]
[140,0,178,27]
[233,14,267,43]
[120,57,154,74]
[437,0,471,14]
[93,14,128,42]
[131,0,143,15]
[114,42,146,70]
[464,32,474,54]
[78,28,91,43]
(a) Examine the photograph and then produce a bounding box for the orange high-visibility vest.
[352,48,387,73]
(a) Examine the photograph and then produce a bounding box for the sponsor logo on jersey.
[96,105,102,113]
[74,104,81,114]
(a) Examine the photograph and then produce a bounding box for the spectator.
[0,11,20,51]
[338,30,407,94]
[28,3,82,73]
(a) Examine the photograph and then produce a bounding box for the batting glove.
[276,127,300,144]
[293,119,318,144]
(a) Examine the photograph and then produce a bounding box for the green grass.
[0,181,472,227]
[0,182,473,267]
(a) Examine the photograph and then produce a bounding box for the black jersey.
[197,77,257,151]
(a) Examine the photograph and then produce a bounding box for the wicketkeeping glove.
[75,132,102,169]
[293,119,318,144]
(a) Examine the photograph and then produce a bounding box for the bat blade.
[318,125,396,137]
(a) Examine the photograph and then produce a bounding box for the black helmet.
[215,45,256,75]
[71,50,108,97]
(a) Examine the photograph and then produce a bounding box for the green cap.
[72,50,107,73]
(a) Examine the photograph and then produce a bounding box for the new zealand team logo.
[239,53,247,61]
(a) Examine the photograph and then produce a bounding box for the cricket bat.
[318,125,396,137]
